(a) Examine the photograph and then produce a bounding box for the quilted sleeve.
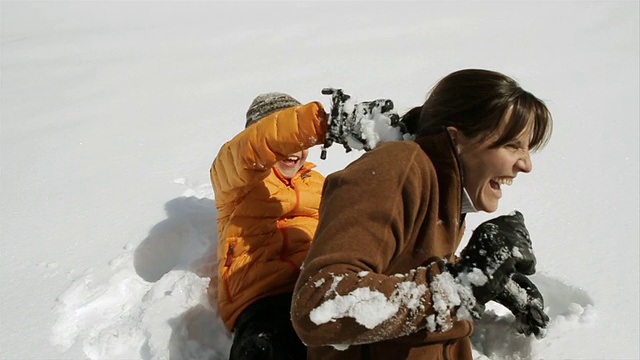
[210,101,327,206]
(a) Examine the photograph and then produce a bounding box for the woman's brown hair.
[401,69,553,151]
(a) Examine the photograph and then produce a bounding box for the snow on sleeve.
[309,273,428,330]
[310,287,398,329]
[428,271,476,332]
[324,274,344,297]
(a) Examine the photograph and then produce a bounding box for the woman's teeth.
[497,178,513,185]
[491,177,513,187]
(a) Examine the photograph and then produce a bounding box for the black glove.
[320,88,353,157]
[320,88,409,159]
[496,273,549,338]
[447,211,536,317]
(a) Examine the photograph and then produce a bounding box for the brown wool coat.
[210,102,327,331]
[291,131,474,360]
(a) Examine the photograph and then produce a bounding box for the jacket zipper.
[278,180,302,271]
[277,219,300,271]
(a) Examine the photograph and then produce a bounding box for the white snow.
[458,267,489,287]
[425,269,478,333]
[310,286,398,329]
[1,2,638,360]
[337,97,409,151]
[309,274,430,331]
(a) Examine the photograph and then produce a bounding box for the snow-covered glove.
[319,88,413,159]
[495,273,549,339]
[446,211,536,318]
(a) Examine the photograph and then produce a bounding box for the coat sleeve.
[291,142,456,347]
[210,101,327,206]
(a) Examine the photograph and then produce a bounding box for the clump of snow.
[511,247,523,258]
[457,267,489,287]
[331,343,350,351]
[310,287,399,329]
[393,281,428,311]
[338,97,412,151]
[309,273,429,330]
[503,278,528,308]
[325,274,344,297]
[429,271,476,331]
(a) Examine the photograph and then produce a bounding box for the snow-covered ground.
[1,1,638,359]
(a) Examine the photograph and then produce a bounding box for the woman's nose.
[517,151,533,173]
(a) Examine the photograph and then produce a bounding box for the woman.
[291,69,553,360]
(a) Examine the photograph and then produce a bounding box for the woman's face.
[450,118,534,213]
[275,149,308,180]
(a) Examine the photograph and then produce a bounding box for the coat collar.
[461,188,478,214]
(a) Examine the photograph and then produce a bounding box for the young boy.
[209,92,328,359]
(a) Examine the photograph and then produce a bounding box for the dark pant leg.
[229,293,306,360]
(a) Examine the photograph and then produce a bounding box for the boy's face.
[275,149,309,179]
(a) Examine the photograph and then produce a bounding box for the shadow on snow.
[134,196,232,360]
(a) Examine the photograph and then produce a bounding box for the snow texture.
[429,271,476,331]
[309,273,429,331]
[1,2,638,360]
[310,286,399,329]
[339,97,412,151]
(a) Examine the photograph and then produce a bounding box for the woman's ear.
[446,126,458,143]
[446,126,462,154]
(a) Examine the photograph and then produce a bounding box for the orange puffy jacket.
[210,102,328,331]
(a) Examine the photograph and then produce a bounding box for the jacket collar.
[461,188,478,214]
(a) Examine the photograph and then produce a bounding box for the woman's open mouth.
[489,177,513,191]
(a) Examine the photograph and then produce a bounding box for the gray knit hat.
[245,92,301,128]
